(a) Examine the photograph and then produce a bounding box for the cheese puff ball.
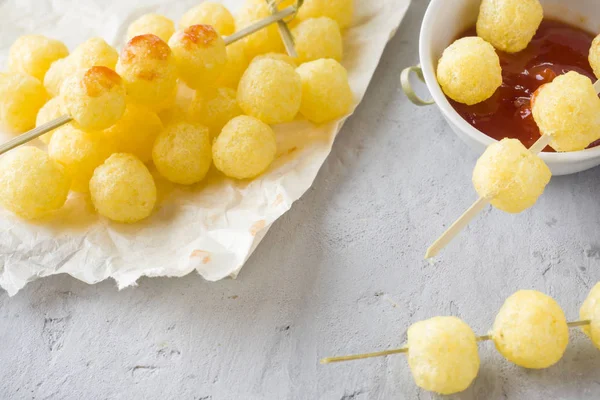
[296,59,354,124]
[0,147,70,220]
[44,59,76,98]
[253,52,298,68]
[89,153,156,223]
[116,34,178,106]
[237,58,302,124]
[295,0,354,30]
[532,71,600,152]
[437,37,502,105]
[292,17,343,64]
[48,126,113,192]
[8,35,69,81]
[189,87,242,137]
[590,34,600,80]
[0,73,48,133]
[217,40,249,88]
[472,138,551,214]
[152,121,212,185]
[477,0,543,53]
[407,317,479,395]
[103,104,163,163]
[235,0,284,59]
[60,66,126,131]
[36,97,67,144]
[127,14,175,44]
[580,282,600,350]
[212,115,276,179]
[180,2,235,36]
[492,290,569,369]
[168,25,227,90]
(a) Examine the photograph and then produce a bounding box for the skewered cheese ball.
[237,58,302,124]
[168,25,227,90]
[0,147,70,220]
[89,153,156,223]
[127,14,175,43]
[292,17,343,64]
[217,40,249,88]
[60,66,126,131]
[0,73,48,133]
[36,97,67,144]
[296,59,354,123]
[235,0,285,59]
[103,104,163,163]
[437,37,502,105]
[492,290,569,369]
[477,0,543,53]
[8,35,69,81]
[407,317,479,395]
[295,0,354,30]
[189,87,242,137]
[472,138,551,214]
[590,34,600,80]
[152,121,212,185]
[116,34,178,106]
[580,282,600,349]
[253,52,298,68]
[212,115,276,179]
[532,71,600,152]
[180,2,235,36]
[45,38,119,97]
[48,126,113,192]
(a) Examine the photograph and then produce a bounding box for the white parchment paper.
[0,0,411,296]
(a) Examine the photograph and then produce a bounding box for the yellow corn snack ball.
[180,2,235,36]
[580,282,600,350]
[8,35,69,81]
[144,85,177,114]
[492,290,569,369]
[217,40,249,88]
[89,153,157,223]
[127,14,175,44]
[168,24,227,90]
[472,138,551,214]
[61,66,126,131]
[235,0,284,59]
[296,59,354,124]
[212,115,276,179]
[48,125,113,192]
[116,34,178,106]
[590,34,600,80]
[295,0,354,30]
[292,17,343,64]
[437,37,502,105]
[253,52,298,68]
[477,0,543,53]
[103,104,163,163]
[152,121,212,185]
[36,97,68,144]
[407,317,479,395]
[0,73,48,133]
[44,58,76,98]
[532,71,600,152]
[237,58,302,124]
[189,87,242,137]
[0,147,70,220]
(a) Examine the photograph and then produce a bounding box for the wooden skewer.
[0,5,300,157]
[320,320,592,364]
[266,0,300,58]
[426,80,600,259]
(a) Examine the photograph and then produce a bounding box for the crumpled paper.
[0,0,411,296]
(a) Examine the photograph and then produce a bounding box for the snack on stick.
[580,283,600,349]
[180,2,235,36]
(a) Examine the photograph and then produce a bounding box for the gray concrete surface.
[2,1,600,399]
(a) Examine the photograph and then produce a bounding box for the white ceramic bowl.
[413,0,600,175]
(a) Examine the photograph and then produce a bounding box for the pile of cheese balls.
[0,0,354,223]
[404,283,600,395]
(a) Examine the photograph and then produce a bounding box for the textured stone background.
[2,0,600,399]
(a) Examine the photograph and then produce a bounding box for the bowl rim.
[418,0,600,164]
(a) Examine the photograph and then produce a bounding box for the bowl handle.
[400,65,435,106]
